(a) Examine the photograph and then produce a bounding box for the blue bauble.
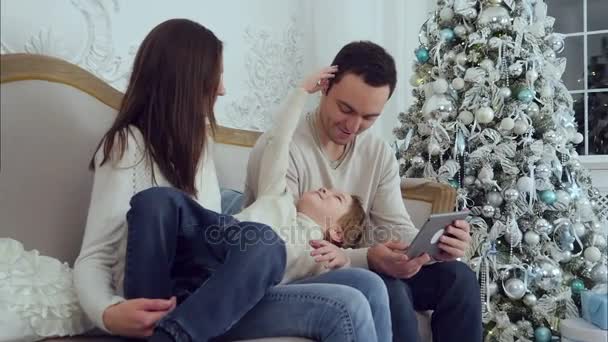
[448,179,460,188]
[539,190,557,205]
[415,47,430,63]
[571,278,586,294]
[518,88,535,103]
[440,28,455,42]
[534,327,551,342]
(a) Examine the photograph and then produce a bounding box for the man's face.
[318,73,390,145]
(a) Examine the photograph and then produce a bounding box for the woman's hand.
[310,240,350,269]
[301,65,339,94]
[102,297,176,337]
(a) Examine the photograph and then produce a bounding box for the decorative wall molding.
[1,0,134,90]
[223,17,304,131]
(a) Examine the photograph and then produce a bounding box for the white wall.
[0,0,433,142]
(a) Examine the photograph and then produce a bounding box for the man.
[245,41,482,342]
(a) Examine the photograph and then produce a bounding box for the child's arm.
[257,66,337,197]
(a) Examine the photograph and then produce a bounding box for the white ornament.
[433,79,449,94]
[440,7,455,22]
[504,278,526,300]
[458,111,474,125]
[475,107,495,124]
[517,176,535,193]
[478,5,511,31]
[560,250,573,263]
[452,78,465,90]
[513,120,529,135]
[591,264,608,284]
[509,64,524,77]
[488,282,498,296]
[584,247,602,263]
[526,70,539,83]
[480,59,495,71]
[524,231,540,246]
[544,49,556,59]
[500,118,515,131]
[523,293,537,307]
[454,25,467,37]
[499,87,512,98]
[456,52,468,66]
[572,222,586,238]
[541,84,554,98]
[534,219,554,234]
[572,132,584,144]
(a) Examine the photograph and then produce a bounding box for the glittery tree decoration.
[394,0,608,340]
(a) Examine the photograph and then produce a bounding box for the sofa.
[1,53,457,342]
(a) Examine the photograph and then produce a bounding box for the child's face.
[296,187,353,229]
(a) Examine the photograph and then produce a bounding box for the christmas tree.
[394,0,608,340]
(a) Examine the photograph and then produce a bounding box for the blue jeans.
[379,261,482,342]
[123,187,286,341]
[218,268,391,342]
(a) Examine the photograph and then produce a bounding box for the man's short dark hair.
[328,41,397,98]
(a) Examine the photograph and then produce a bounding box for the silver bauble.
[526,69,539,83]
[411,156,425,169]
[428,142,442,155]
[509,64,524,77]
[556,190,572,207]
[524,231,540,246]
[469,257,481,270]
[445,50,457,62]
[505,226,522,246]
[534,218,554,234]
[466,8,478,20]
[523,293,537,307]
[527,102,540,117]
[477,5,511,31]
[504,278,526,300]
[544,130,558,145]
[482,205,496,218]
[539,261,562,291]
[440,7,455,22]
[548,35,565,52]
[589,233,607,249]
[480,59,495,72]
[499,86,512,98]
[464,175,477,186]
[454,25,467,37]
[456,52,469,66]
[591,264,608,284]
[517,176,535,193]
[487,191,504,207]
[513,120,529,135]
[504,188,520,203]
[544,49,557,59]
[535,164,551,179]
[560,250,573,263]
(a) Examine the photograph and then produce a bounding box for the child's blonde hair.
[336,196,368,248]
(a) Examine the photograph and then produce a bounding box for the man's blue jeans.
[379,261,483,342]
[218,268,392,342]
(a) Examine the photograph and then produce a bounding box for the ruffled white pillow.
[0,238,93,341]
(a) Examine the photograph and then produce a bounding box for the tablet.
[405,211,470,259]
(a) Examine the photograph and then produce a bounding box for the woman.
[74,18,389,342]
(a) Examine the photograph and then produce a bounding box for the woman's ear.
[328,226,344,245]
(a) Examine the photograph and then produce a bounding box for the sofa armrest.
[401,178,456,215]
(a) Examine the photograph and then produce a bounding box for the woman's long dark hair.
[92,19,222,197]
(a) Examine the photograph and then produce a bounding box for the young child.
[234,65,368,283]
